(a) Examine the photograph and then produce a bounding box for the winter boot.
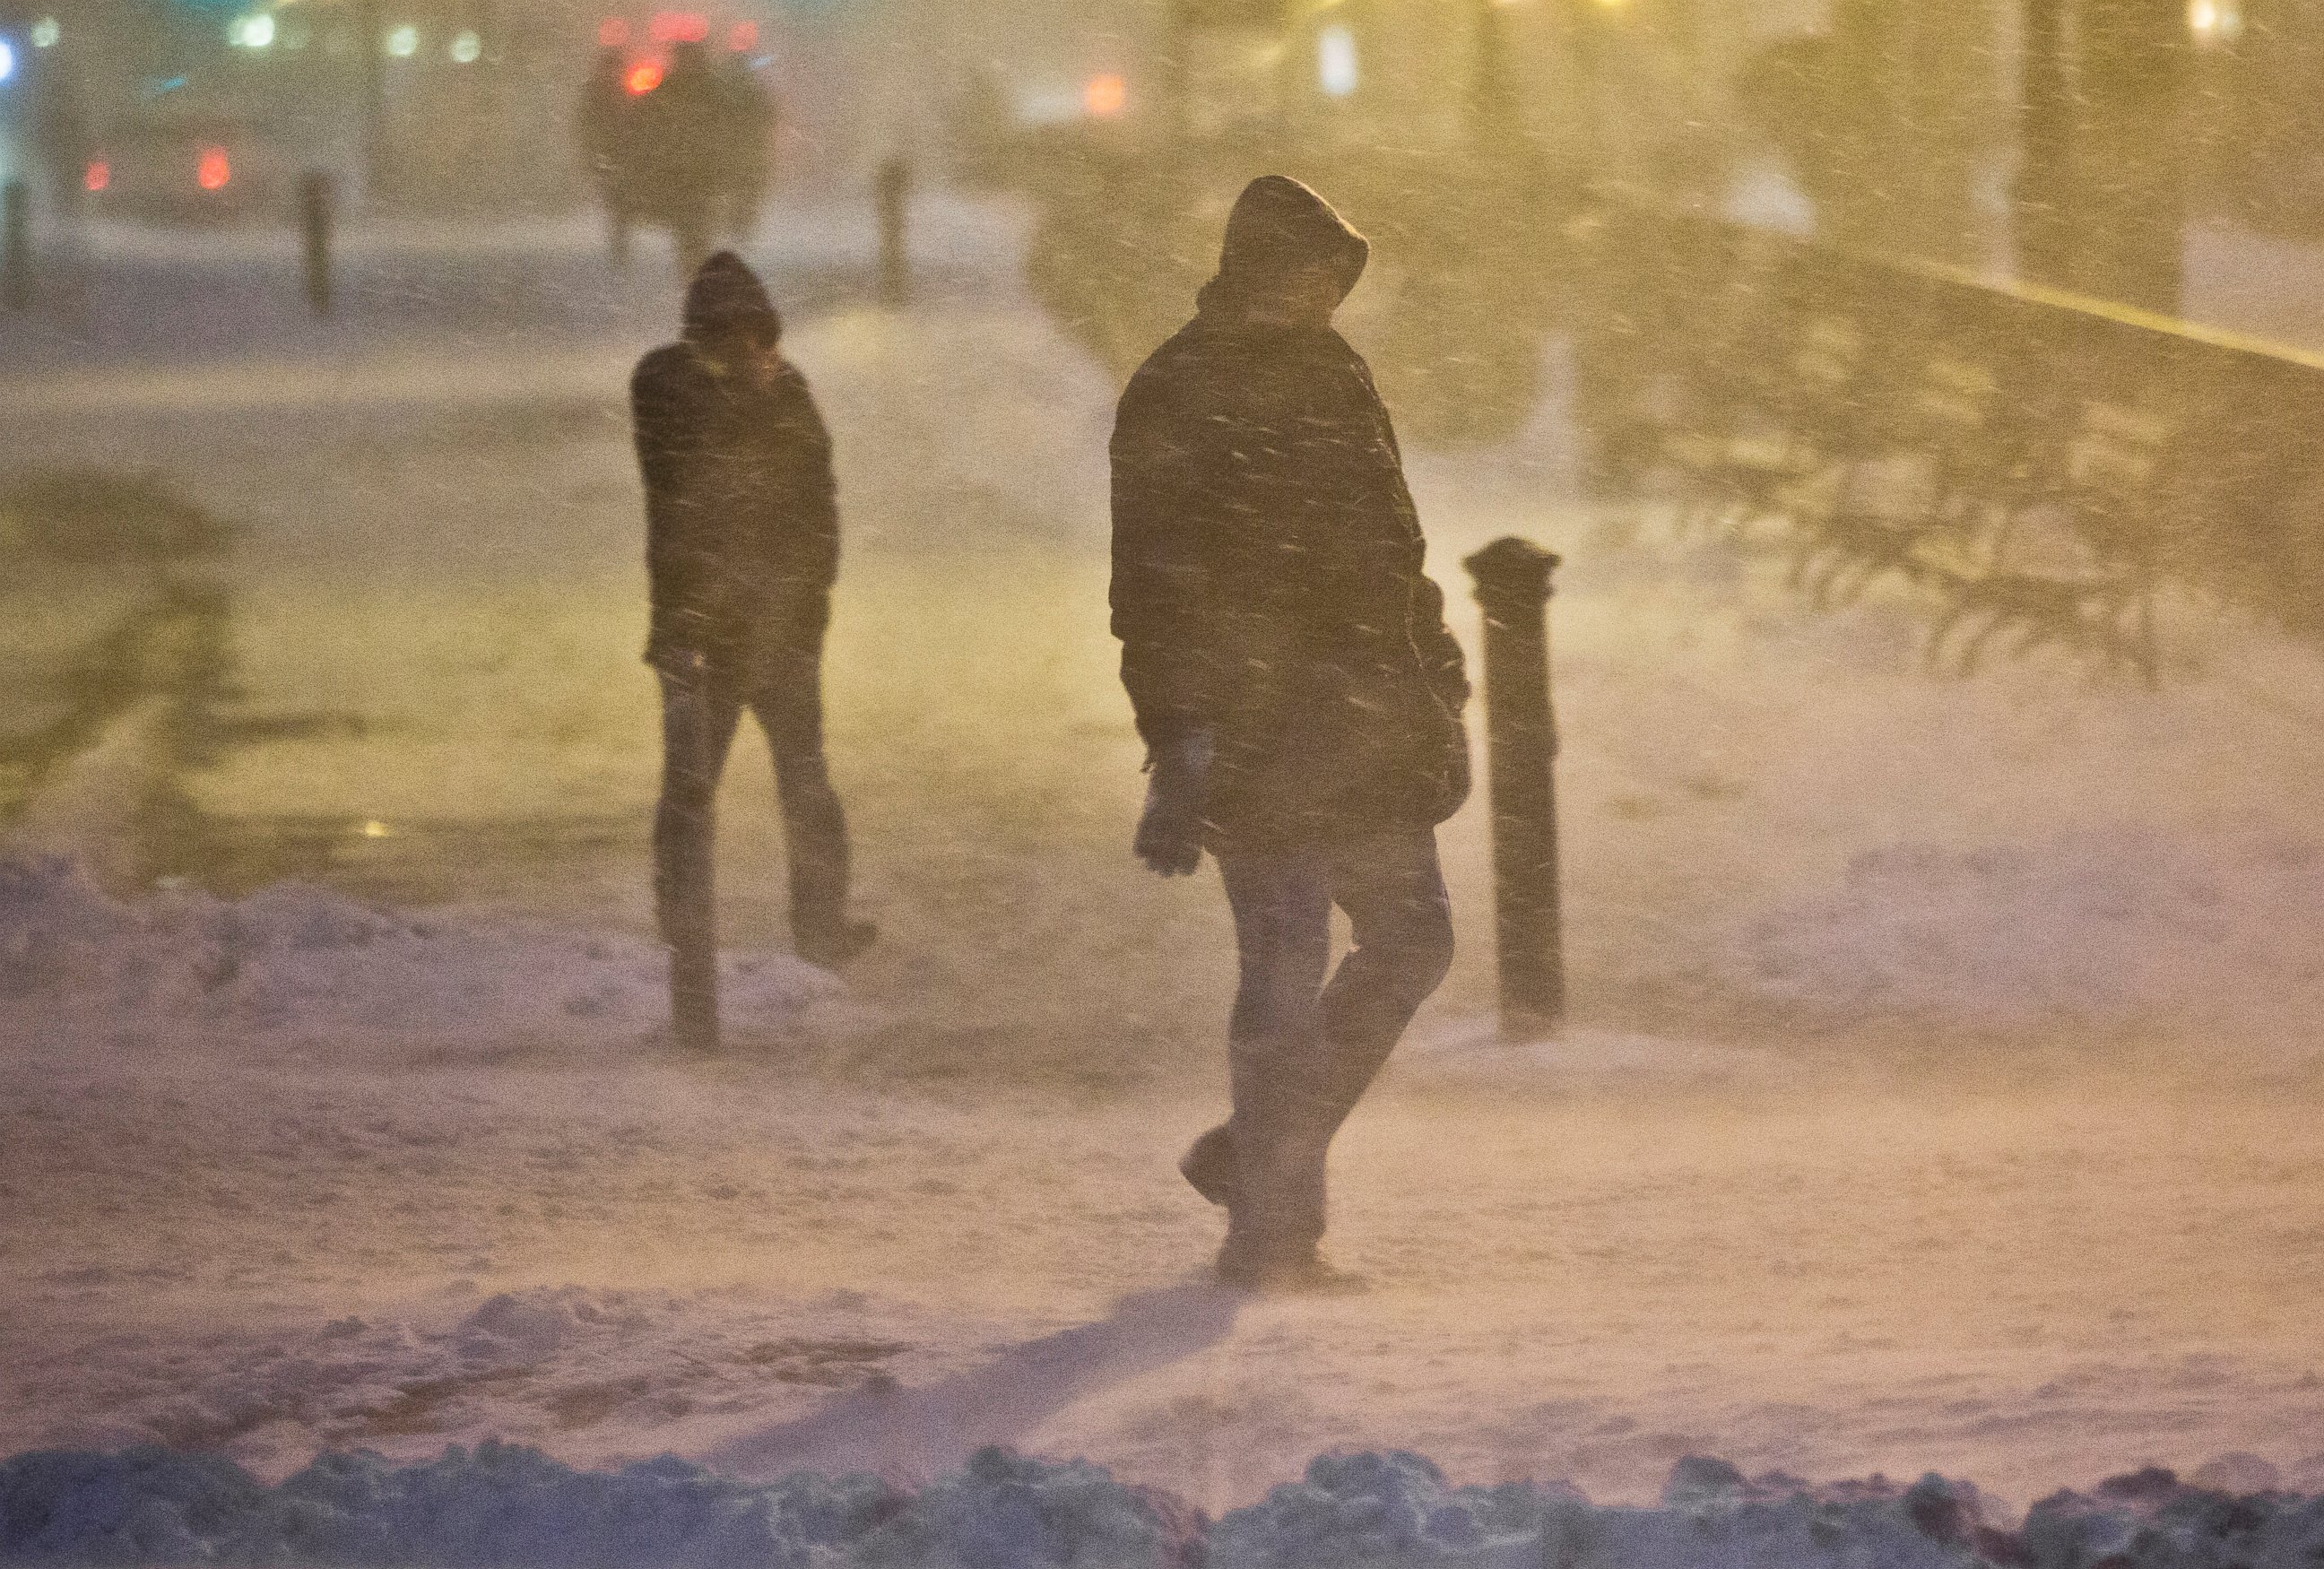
[796,918,878,971]
[1213,1236,1366,1296]
[1179,1123,1238,1208]
[670,946,720,1053]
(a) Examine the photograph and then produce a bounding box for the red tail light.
[83,160,110,193]
[623,59,662,93]
[196,147,231,190]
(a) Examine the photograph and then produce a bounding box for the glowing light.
[30,16,59,48]
[597,16,629,46]
[386,23,418,56]
[648,10,708,43]
[624,58,662,93]
[727,19,757,50]
[230,13,275,48]
[196,146,231,190]
[2188,0,2243,39]
[1084,72,1127,119]
[0,39,15,82]
[1317,23,1357,97]
[360,819,392,838]
[83,159,108,192]
[448,28,481,61]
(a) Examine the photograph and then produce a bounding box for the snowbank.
[0,856,837,1056]
[7,1443,2321,1569]
[1732,828,2324,1045]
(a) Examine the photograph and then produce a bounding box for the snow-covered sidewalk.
[4,192,2324,1522]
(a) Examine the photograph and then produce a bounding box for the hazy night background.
[2,0,2323,1559]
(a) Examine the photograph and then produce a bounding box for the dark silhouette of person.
[1109,176,1471,1291]
[631,41,726,274]
[576,46,637,265]
[711,51,776,242]
[874,155,910,305]
[632,252,875,1051]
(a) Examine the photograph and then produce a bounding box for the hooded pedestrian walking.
[1109,176,1471,1290]
[634,251,875,1052]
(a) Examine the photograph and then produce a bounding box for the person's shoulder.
[1117,319,1213,414]
[769,358,816,399]
[632,342,698,393]
[1322,328,1384,394]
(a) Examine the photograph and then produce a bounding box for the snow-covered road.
[4,196,2322,1513]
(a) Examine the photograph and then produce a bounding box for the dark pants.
[655,648,850,1044]
[1213,829,1454,1258]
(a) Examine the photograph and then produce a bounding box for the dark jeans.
[1214,828,1454,1257]
[655,649,851,1040]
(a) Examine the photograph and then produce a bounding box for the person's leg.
[672,196,712,279]
[655,667,743,1048]
[747,643,864,966]
[1314,828,1456,1135]
[1215,847,1335,1270]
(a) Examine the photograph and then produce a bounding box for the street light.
[1318,22,1357,97]
[2188,0,2243,43]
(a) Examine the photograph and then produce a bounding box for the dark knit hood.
[1198,175,1370,317]
[682,251,781,343]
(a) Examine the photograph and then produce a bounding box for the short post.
[874,154,910,306]
[299,172,335,316]
[2,180,30,311]
[1464,535,1565,1036]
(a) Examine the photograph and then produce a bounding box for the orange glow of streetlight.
[1085,73,1127,119]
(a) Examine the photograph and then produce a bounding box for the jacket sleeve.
[778,369,840,596]
[633,350,714,663]
[1358,357,1470,715]
[1410,570,1470,713]
[1110,361,1225,752]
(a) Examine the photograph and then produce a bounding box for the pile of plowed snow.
[0,856,837,1055]
[1730,827,2324,1045]
[5,1443,2320,1569]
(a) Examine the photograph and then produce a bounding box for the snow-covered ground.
[4,195,2322,1532]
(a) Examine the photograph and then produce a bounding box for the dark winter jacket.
[1109,177,1470,851]
[633,255,837,671]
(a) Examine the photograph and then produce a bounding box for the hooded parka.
[1110,177,1470,851]
[632,252,837,672]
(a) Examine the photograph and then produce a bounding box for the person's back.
[631,43,725,265]
[576,48,629,164]
[710,55,776,239]
[1110,176,1470,1290]
[1111,178,1469,861]
[632,252,872,1052]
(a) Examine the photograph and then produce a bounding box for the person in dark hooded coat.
[1109,176,1471,1289]
[633,250,874,1052]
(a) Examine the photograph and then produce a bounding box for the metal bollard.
[2,180,30,311]
[299,172,335,316]
[874,154,910,307]
[1463,535,1565,1035]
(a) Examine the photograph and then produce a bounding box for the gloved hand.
[1134,731,1212,877]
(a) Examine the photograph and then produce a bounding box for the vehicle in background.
[82,107,300,222]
